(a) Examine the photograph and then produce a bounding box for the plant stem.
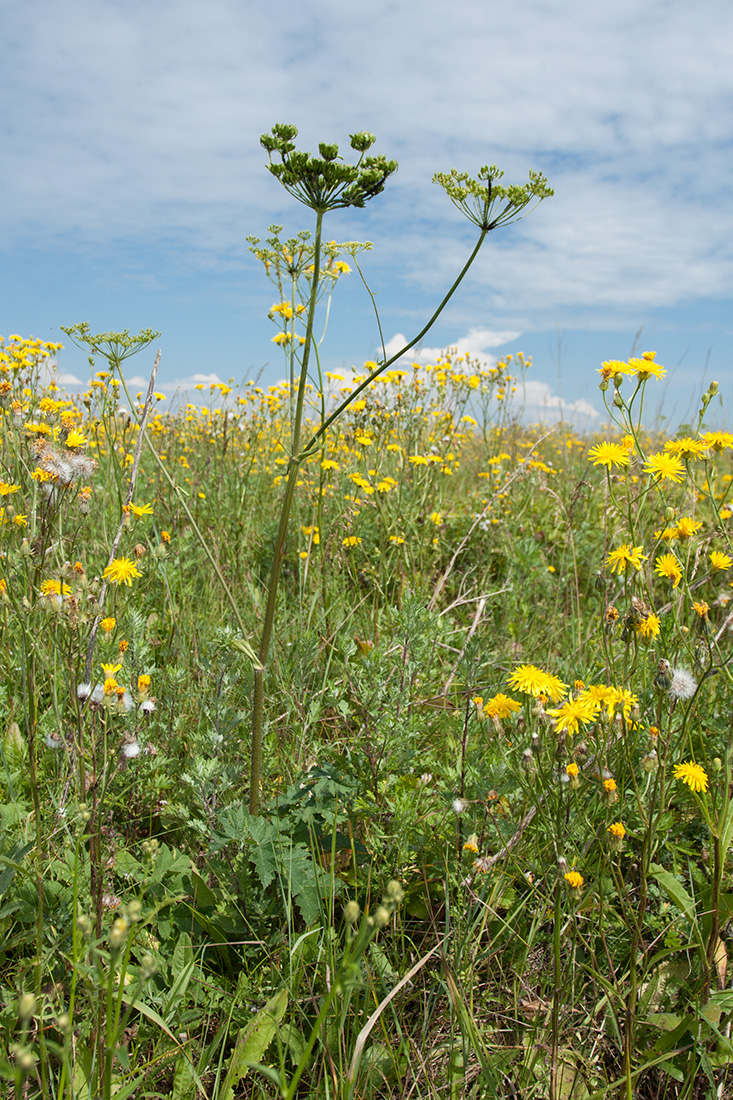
[250,210,324,813]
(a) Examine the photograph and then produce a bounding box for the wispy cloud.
[2,0,731,382]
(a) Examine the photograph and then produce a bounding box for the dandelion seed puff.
[140,699,156,714]
[91,684,105,705]
[669,667,697,700]
[45,734,63,750]
[77,682,92,701]
[123,742,140,759]
[452,798,468,814]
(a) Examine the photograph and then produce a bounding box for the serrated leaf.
[219,987,288,1100]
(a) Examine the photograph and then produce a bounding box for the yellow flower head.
[564,871,584,889]
[507,664,568,703]
[65,429,88,449]
[547,696,598,736]
[103,558,143,586]
[99,617,116,634]
[565,762,580,778]
[483,693,521,719]
[637,613,660,640]
[587,441,630,469]
[710,550,732,572]
[643,452,685,483]
[673,760,708,793]
[607,821,626,839]
[606,544,647,573]
[654,552,683,588]
[627,352,666,380]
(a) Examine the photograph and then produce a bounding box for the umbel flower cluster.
[260,123,398,212]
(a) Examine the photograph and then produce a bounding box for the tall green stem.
[250,211,324,813]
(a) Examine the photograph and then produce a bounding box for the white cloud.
[57,372,83,385]
[384,328,521,364]
[519,381,599,422]
[384,328,600,421]
[1,0,731,337]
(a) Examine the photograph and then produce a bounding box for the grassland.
[1,334,733,1099]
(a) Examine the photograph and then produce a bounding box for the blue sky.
[2,0,732,427]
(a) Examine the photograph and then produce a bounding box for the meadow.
[4,127,733,1099]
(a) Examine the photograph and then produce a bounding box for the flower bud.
[17,993,37,1021]
[109,916,130,949]
[373,905,390,928]
[343,900,361,924]
[709,380,719,395]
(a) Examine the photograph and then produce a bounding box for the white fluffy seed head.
[669,667,697,700]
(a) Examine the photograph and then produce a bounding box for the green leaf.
[219,987,288,1100]
[649,864,696,925]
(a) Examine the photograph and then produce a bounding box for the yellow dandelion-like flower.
[99,617,116,634]
[40,579,71,597]
[565,762,580,778]
[0,481,20,496]
[693,600,710,619]
[103,558,143,586]
[665,437,709,461]
[603,778,617,793]
[598,359,633,380]
[129,501,154,517]
[607,821,626,839]
[483,693,521,719]
[547,696,598,736]
[703,431,733,452]
[65,428,88,449]
[654,552,683,588]
[637,613,660,640]
[342,536,362,547]
[643,452,685,483]
[606,544,647,573]
[673,760,708,793]
[710,550,732,572]
[627,352,666,380]
[674,516,703,539]
[564,871,584,889]
[586,441,630,469]
[507,664,568,703]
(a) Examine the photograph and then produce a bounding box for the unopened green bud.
[18,993,37,1020]
[599,378,609,391]
[140,954,156,978]
[613,373,624,388]
[373,905,390,928]
[56,1013,71,1033]
[710,380,719,395]
[109,917,130,949]
[21,538,32,557]
[10,1044,36,1073]
[613,392,624,408]
[318,142,339,161]
[76,913,92,936]
[384,880,404,905]
[712,757,723,772]
[126,900,142,922]
[343,900,361,924]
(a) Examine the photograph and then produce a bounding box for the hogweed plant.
[249,121,553,813]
